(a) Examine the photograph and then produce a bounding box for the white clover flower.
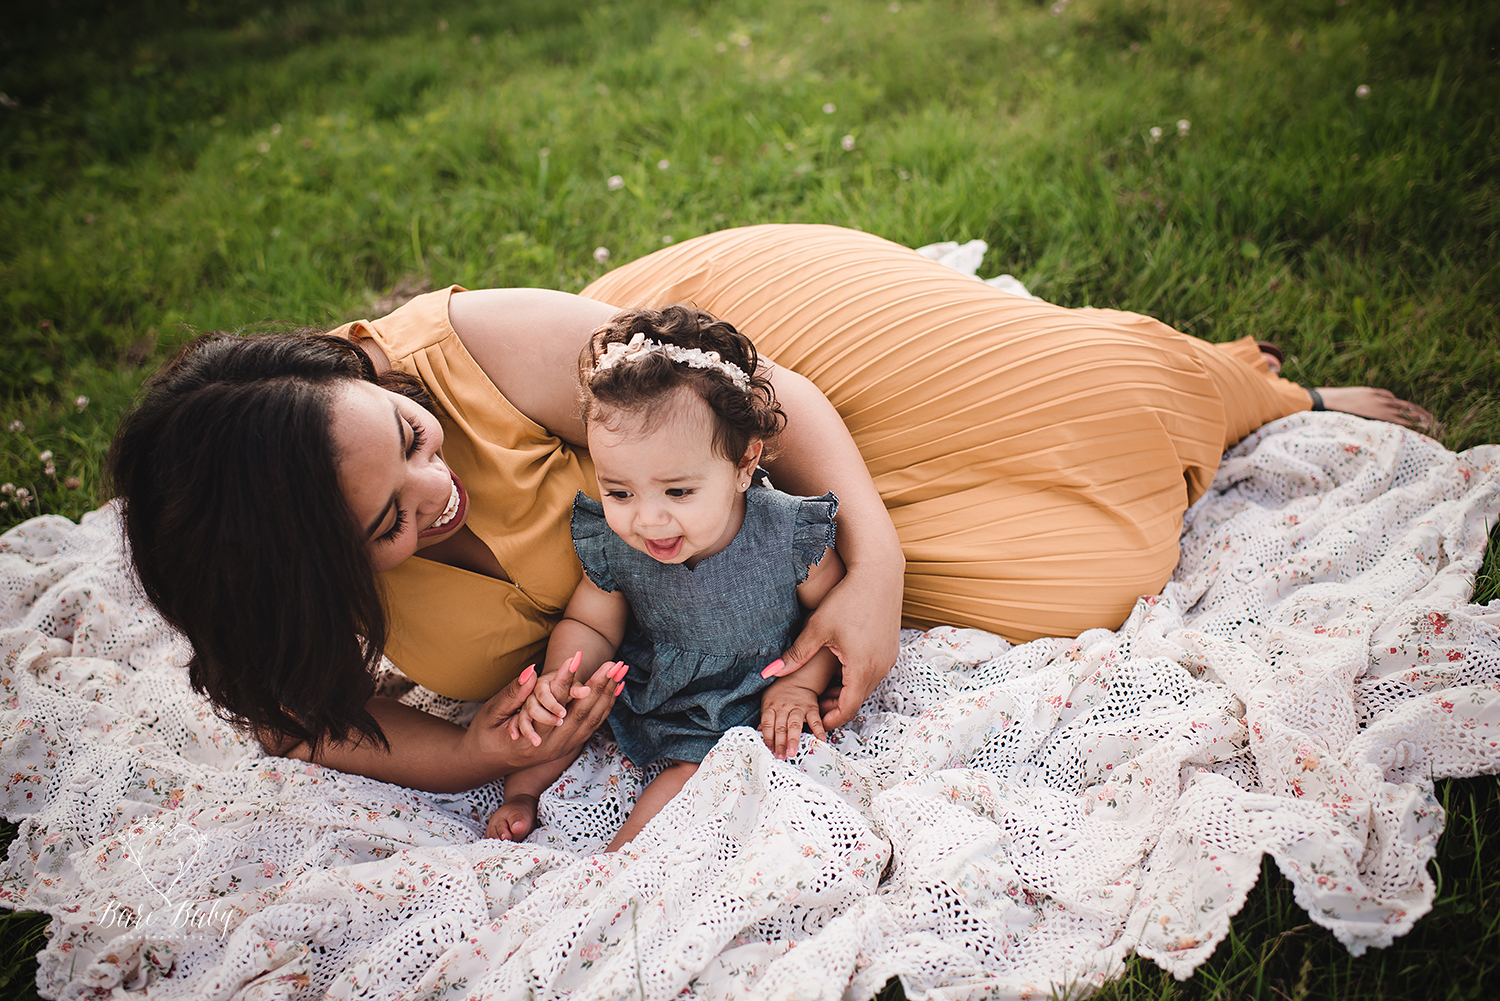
[43,463,56,477]
[7,420,22,433]
[38,450,52,462]
[888,1,901,10]
[657,159,671,170]
[438,18,447,30]
[841,134,856,151]
[270,123,282,135]
[595,83,609,95]
[716,42,727,53]
[594,246,611,264]
[1177,119,1191,136]
[1356,84,1371,99]
[15,487,31,507]
[662,235,674,245]
[1,483,14,495]
[64,476,81,490]
[75,395,90,411]
[1149,126,1163,143]
[257,142,270,154]
[823,103,836,114]
[607,175,624,190]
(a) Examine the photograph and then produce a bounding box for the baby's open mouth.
[644,536,683,560]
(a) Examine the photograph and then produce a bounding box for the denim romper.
[571,482,838,766]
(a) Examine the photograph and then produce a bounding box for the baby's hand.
[486,795,539,841]
[759,676,828,760]
[510,653,628,746]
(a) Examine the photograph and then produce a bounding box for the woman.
[109,224,1427,790]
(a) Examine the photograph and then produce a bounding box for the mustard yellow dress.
[581,225,1309,643]
[334,225,1308,701]
[330,292,597,701]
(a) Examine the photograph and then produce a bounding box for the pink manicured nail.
[568,651,583,673]
[614,681,625,696]
[761,658,784,679]
[611,662,628,681]
[519,664,536,684]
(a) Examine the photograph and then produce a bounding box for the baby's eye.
[605,490,633,500]
[666,488,694,498]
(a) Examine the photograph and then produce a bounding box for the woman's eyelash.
[381,508,408,543]
[378,421,427,544]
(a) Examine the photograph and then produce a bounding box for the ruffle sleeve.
[570,492,618,593]
[791,491,839,584]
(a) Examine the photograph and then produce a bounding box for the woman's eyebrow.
[363,405,406,538]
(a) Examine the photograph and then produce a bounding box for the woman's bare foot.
[486,795,539,840]
[1312,387,1434,429]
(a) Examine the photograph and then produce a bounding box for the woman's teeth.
[430,481,460,530]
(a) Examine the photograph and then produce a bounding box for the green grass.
[1,0,1497,997]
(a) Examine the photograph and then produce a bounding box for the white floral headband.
[590,331,752,392]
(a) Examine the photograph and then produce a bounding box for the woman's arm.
[267,661,619,793]
[761,366,905,728]
[431,289,905,727]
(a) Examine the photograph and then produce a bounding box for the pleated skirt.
[581,224,1309,642]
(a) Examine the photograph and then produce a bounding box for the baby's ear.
[739,438,764,471]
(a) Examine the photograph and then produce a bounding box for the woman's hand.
[774,556,903,728]
[465,658,619,770]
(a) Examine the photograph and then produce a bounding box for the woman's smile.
[420,475,467,538]
[331,379,468,571]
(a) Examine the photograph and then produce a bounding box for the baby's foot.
[1314,387,1434,430]
[486,796,539,841]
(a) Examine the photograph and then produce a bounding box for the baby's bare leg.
[605,760,698,853]
[486,753,575,841]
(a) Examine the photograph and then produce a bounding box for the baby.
[487,304,845,851]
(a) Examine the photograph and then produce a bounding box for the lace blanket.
[3,412,1499,1001]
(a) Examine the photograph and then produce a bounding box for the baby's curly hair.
[580,305,787,462]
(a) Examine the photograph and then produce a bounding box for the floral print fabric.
[2,412,1499,1000]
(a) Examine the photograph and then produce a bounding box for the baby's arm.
[513,576,630,746]
[795,544,847,610]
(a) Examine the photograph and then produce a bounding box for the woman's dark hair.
[581,305,786,461]
[108,331,438,756]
